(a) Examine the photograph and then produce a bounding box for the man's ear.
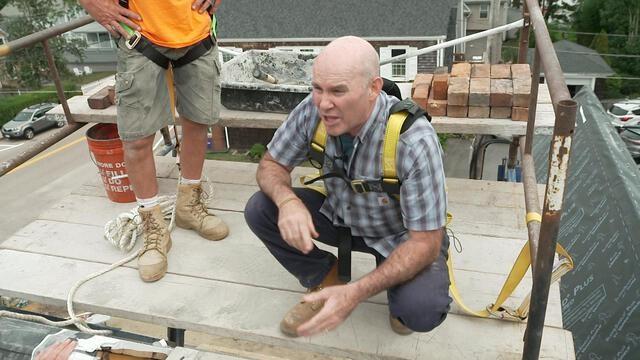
[369,76,383,99]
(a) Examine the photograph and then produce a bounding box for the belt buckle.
[351,180,367,193]
[125,31,142,50]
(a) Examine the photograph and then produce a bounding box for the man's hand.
[297,283,363,337]
[78,0,141,39]
[192,0,222,14]
[35,339,77,360]
[277,197,318,254]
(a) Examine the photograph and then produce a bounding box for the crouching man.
[245,36,451,337]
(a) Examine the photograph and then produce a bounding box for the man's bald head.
[314,36,380,87]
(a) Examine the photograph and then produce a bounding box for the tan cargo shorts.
[114,37,222,141]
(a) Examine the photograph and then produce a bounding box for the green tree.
[2,0,86,88]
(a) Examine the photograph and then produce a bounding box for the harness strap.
[125,35,214,70]
[337,228,352,282]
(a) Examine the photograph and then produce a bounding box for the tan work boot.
[137,205,172,282]
[280,262,343,337]
[389,314,414,335]
[175,183,229,241]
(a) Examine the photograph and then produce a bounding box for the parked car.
[618,126,640,165]
[1,103,64,140]
[607,100,640,127]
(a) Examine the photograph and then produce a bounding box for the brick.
[447,105,468,118]
[447,77,469,106]
[427,88,447,116]
[511,64,531,79]
[412,83,430,109]
[434,66,449,75]
[471,64,491,78]
[512,107,529,122]
[490,79,513,107]
[491,64,511,79]
[107,86,115,105]
[468,106,490,118]
[432,73,449,100]
[512,78,531,108]
[412,73,433,97]
[451,63,471,78]
[469,78,490,106]
[87,87,112,110]
[490,107,512,119]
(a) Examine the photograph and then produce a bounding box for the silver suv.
[607,100,640,127]
[1,103,64,140]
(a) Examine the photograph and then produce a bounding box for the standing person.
[79,0,229,282]
[244,36,451,337]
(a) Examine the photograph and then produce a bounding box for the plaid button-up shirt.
[267,93,447,257]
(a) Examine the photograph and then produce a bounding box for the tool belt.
[123,34,214,70]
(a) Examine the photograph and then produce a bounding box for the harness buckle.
[125,31,142,50]
[350,180,368,194]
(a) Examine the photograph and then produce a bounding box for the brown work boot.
[280,262,343,337]
[137,205,172,282]
[175,183,229,241]
[389,314,414,335]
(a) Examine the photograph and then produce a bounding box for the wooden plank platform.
[0,157,574,359]
[49,83,556,136]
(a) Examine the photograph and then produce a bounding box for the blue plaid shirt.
[267,92,447,257]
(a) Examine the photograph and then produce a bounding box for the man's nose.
[318,94,334,110]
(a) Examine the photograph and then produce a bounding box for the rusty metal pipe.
[524,0,571,104]
[522,99,577,360]
[42,40,76,125]
[0,15,94,57]
[518,3,530,64]
[519,136,541,274]
[0,122,85,177]
[525,48,542,155]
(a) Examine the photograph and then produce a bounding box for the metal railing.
[0,5,577,359]
[0,15,94,176]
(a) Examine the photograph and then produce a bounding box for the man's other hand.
[35,339,77,360]
[192,0,222,14]
[297,283,362,337]
[277,197,317,254]
[79,0,141,39]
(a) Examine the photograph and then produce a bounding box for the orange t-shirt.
[129,0,211,48]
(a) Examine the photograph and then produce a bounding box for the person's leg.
[245,187,344,337]
[386,234,452,333]
[115,38,173,282]
[244,188,341,288]
[170,43,228,240]
[178,117,208,180]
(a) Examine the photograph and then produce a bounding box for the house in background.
[528,40,614,96]
[4,0,458,80]
[216,0,458,83]
[462,0,510,61]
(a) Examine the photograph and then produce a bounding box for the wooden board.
[0,250,574,360]
[48,83,556,136]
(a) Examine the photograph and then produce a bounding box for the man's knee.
[390,293,451,332]
[244,191,275,229]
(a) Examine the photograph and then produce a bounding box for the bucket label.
[97,160,134,193]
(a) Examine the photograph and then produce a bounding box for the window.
[0,37,5,45]
[86,32,114,48]
[479,4,489,19]
[380,46,417,81]
[391,49,406,77]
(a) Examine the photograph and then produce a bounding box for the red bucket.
[86,123,136,203]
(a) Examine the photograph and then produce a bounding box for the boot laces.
[190,186,211,221]
[141,213,164,252]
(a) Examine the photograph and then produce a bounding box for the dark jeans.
[244,188,452,332]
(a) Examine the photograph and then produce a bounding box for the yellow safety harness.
[303,102,574,321]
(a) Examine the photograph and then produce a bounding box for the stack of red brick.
[411,63,532,121]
